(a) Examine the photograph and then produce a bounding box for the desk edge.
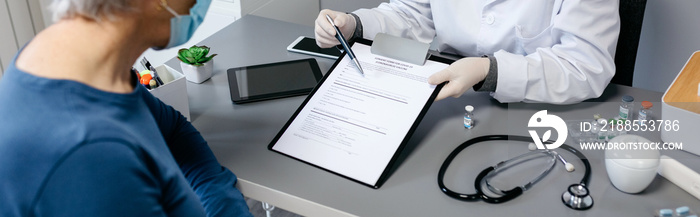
[237,178,358,217]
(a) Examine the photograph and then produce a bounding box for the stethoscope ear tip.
[528,143,537,151]
[565,163,575,172]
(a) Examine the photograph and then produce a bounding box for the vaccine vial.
[611,118,626,139]
[597,118,608,142]
[618,95,635,120]
[593,114,602,121]
[589,114,600,137]
[464,105,474,129]
[638,101,653,124]
[590,114,605,142]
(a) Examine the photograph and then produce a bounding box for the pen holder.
[149,65,190,120]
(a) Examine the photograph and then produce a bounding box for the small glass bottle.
[638,101,653,124]
[591,114,604,142]
[618,95,635,120]
[610,118,626,139]
[597,118,609,142]
[464,105,474,129]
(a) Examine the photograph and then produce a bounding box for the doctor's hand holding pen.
[315,9,357,48]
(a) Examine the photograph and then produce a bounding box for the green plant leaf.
[178,50,189,62]
[181,45,216,64]
[179,49,190,58]
[194,51,204,61]
[177,55,188,63]
[201,54,217,63]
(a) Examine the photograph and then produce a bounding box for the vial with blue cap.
[654,206,696,217]
[658,208,673,217]
[619,95,635,120]
[464,105,474,129]
[678,206,691,216]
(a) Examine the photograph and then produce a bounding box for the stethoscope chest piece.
[562,184,593,210]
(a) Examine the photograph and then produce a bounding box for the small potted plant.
[178,45,217,83]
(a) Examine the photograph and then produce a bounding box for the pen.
[325,14,365,76]
[141,57,164,85]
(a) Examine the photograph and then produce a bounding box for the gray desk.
[166,15,700,216]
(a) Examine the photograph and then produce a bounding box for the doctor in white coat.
[315,0,620,104]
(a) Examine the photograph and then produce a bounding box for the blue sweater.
[0,56,252,216]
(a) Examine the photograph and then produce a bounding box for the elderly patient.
[0,0,252,216]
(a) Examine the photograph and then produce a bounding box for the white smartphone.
[287,36,343,59]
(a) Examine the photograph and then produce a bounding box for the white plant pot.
[180,60,213,84]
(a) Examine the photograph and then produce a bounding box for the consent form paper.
[271,42,449,186]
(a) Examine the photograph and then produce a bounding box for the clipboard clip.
[370,33,431,66]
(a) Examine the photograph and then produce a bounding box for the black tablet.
[227,58,323,104]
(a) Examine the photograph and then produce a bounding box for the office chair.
[612,0,648,86]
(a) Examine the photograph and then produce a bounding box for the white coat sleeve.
[352,0,435,44]
[493,0,620,104]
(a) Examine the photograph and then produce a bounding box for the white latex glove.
[428,57,490,101]
[314,9,357,48]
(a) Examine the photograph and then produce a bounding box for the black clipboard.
[268,38,454,188]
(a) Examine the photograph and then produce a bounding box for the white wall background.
[0,0,45,78]
[632,0,700,93]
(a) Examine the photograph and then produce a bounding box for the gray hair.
[49,0,138,22]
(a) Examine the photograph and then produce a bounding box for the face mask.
[157,0,212,50]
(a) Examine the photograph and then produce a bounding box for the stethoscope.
[437,135,593,210]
